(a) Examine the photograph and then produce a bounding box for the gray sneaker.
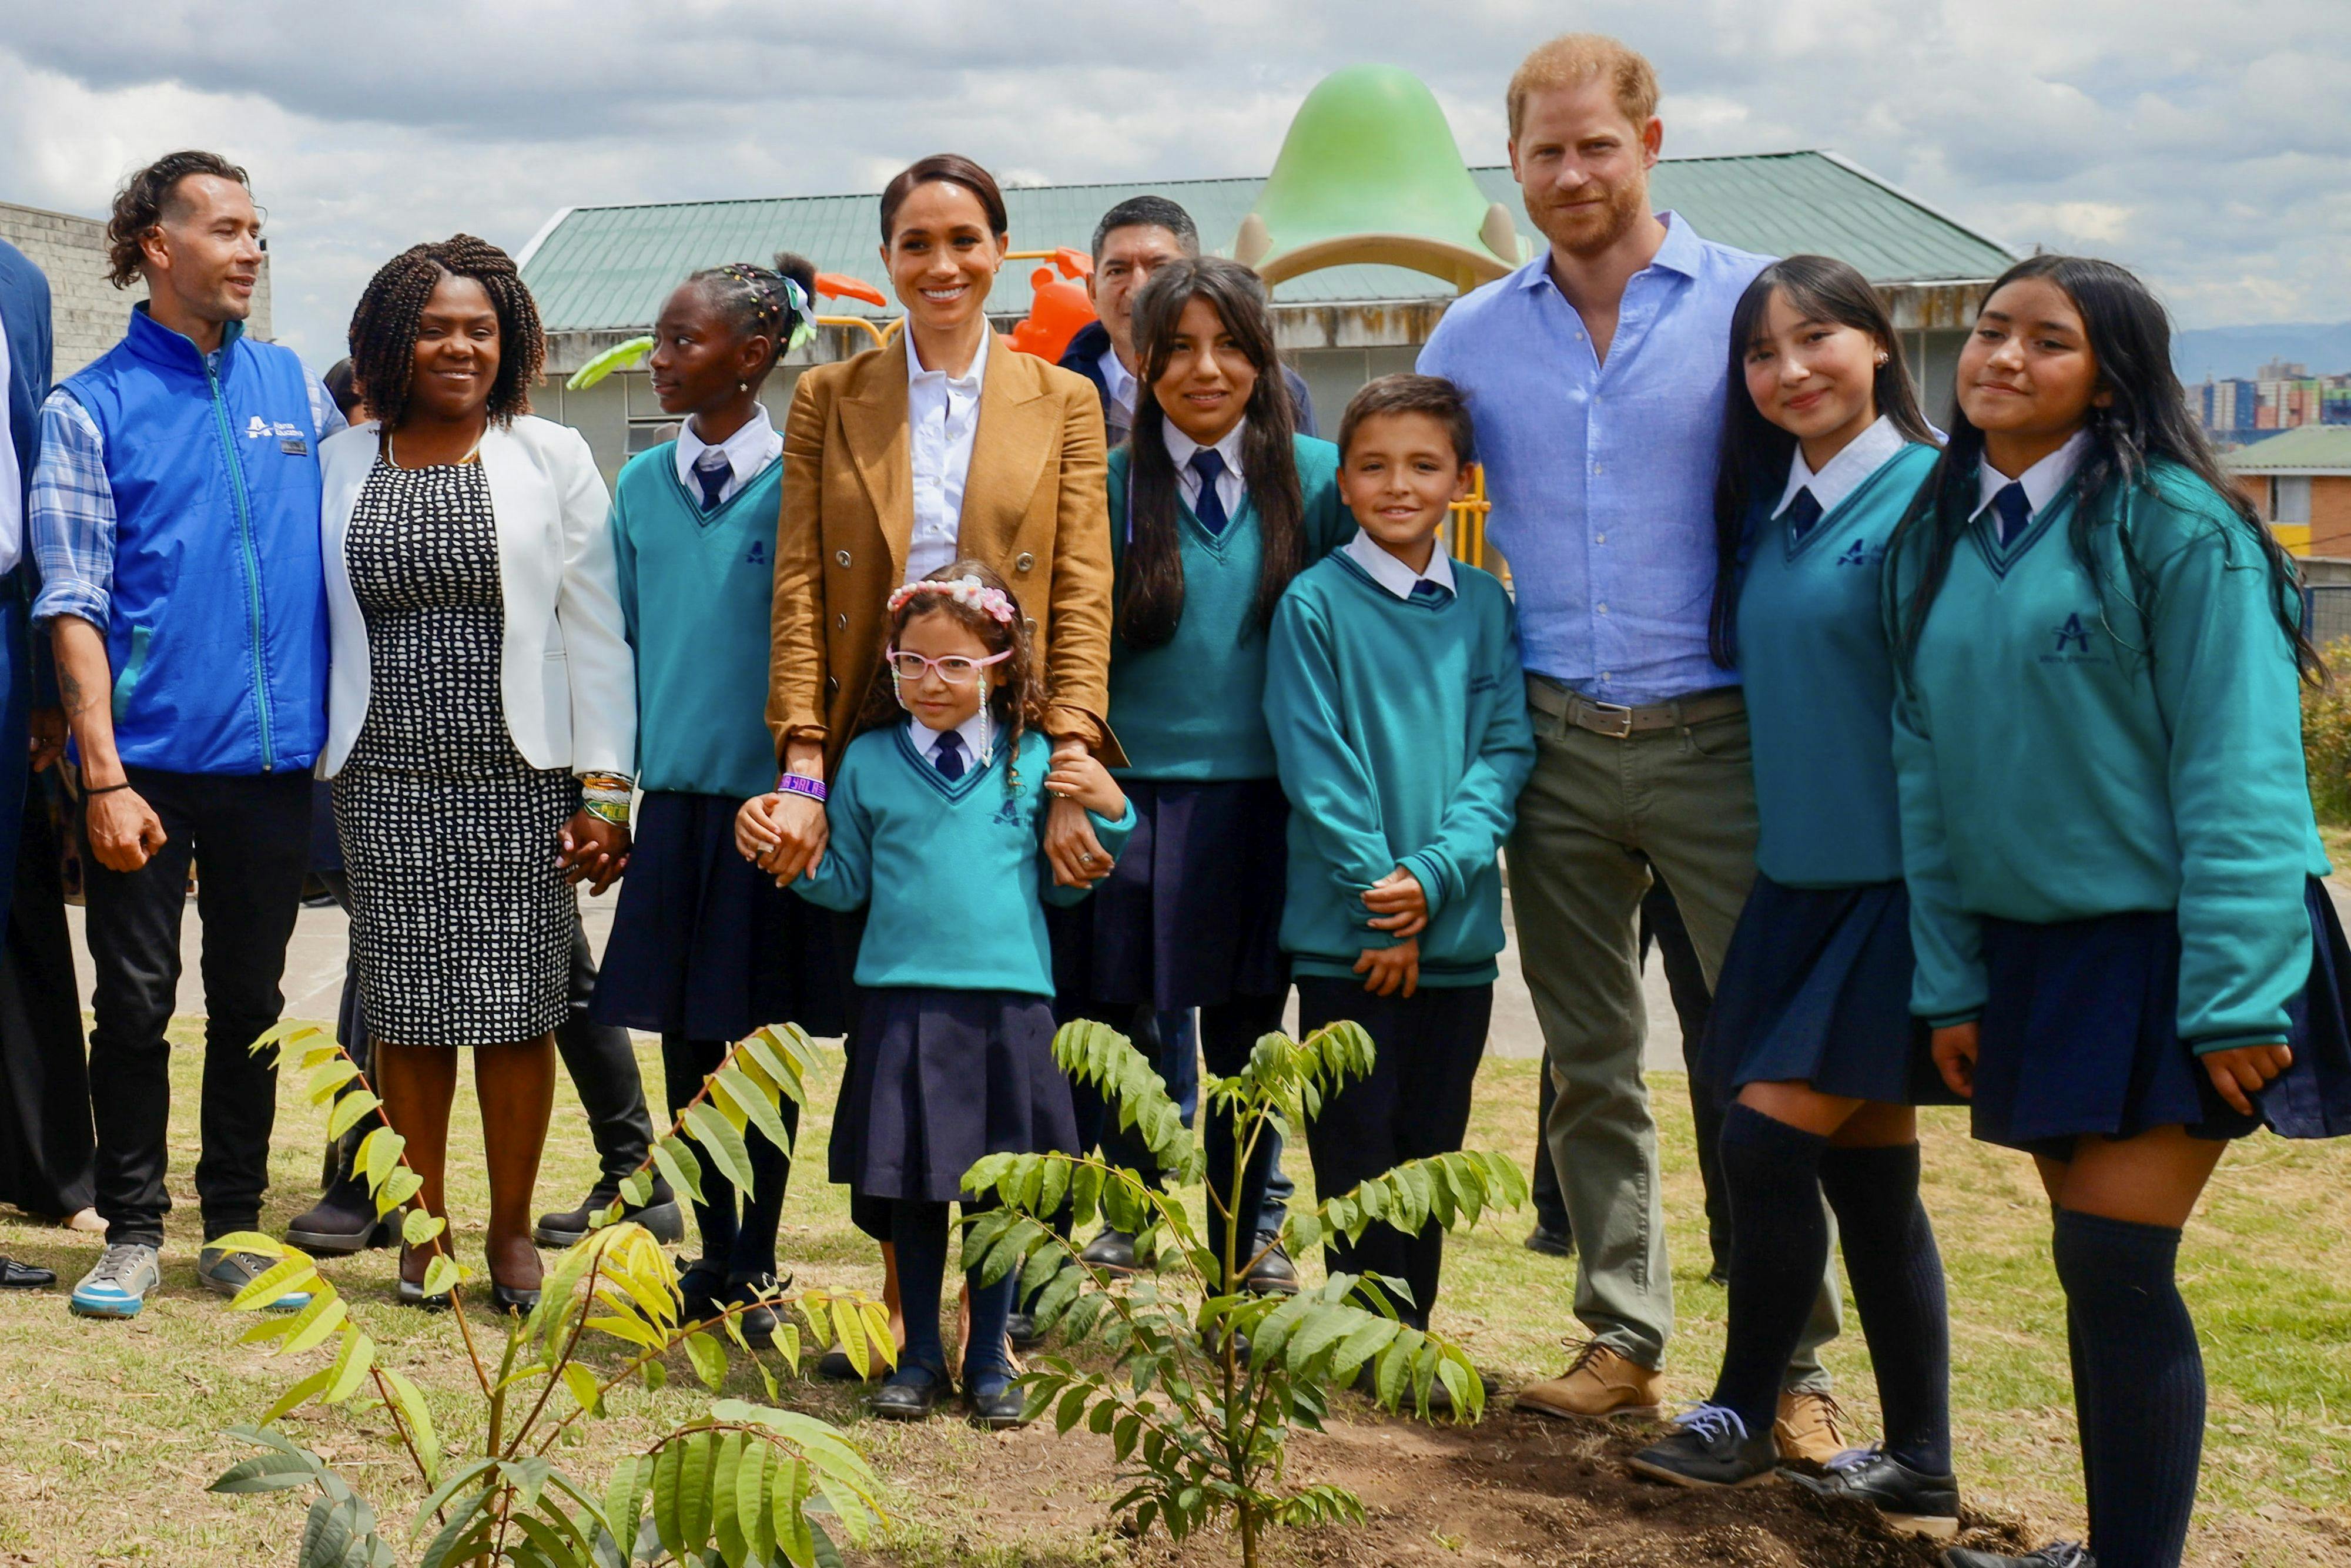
[198,1245,313,1313]
[69,1243,163,1319]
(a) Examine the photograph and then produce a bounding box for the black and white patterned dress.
[331,455,580,1047]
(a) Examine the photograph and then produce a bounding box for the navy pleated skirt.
[1972,876,2351,1157]
[592,791,847,1042]
[1699,874,1958,1108]
[830,986,1080,1203]
[1049,777,1289,1011]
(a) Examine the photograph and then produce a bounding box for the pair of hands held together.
[1931,1021,2292,1116]
[731,738,1125,889]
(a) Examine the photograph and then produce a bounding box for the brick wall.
[2310,477,2351,558]
[0,199,274,378]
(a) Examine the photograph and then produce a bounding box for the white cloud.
[3,0,2345,366]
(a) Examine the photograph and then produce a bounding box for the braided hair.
[682,250,819,384]
[347,235,543,429]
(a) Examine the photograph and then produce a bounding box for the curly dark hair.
[346,235,543,428]
[681,250,819,386]
[106,150,251,289]
[853,559,1046,795]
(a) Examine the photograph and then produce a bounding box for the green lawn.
[0,1027,2344,1564]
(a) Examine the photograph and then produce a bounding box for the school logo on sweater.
[2039,611,2106,666]
[745,540,768,567]
[1836,537,1884,568]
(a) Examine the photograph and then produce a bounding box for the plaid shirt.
[29,368,344,627]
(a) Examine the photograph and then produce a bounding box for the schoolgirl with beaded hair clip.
[793,561,1131,1429]
[591,253,833,1343]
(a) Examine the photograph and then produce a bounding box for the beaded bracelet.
[775,772,826,803]
[581,772,634,829]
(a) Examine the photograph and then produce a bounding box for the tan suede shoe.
[1774,1389,1853,1465]
[1515,1341,1665,1421]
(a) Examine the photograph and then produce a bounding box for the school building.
[2225,425,2351,558]
[0,197,275,376]
[515,149,2018,483]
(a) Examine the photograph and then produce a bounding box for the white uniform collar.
[1777,415,1905,520]
[674,404,781,501]
[1974,428,2090,521]
[907,325,989,393]
[1099,344,1137,421]
[1342,528,1457,599]
[908,708,994,768]
[1164,417,1247,480]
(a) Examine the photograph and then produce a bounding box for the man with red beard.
[1419,34,1846,1456]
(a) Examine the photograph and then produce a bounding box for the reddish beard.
[1532,178,1648,259]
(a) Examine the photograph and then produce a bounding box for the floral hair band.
[887,575,1016,625]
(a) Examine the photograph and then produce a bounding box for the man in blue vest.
[29,150,343,1319]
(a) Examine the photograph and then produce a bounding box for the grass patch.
[0,1024,2343,1564]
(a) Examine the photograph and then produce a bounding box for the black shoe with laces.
[1943,1546,2094,1568]
[1627,1405,1780,1489]
[1789,1448,1960,1539]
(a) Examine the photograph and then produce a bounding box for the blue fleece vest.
[63,307,326,774]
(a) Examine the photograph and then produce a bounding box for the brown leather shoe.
[1515,1340,1665,1422]
[1774,1388,1852,1465]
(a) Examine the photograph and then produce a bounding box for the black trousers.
[1295,977,1492,1327]
[0,769,96,1217]
[664,1033,796,1282]
[85,768,310,1248]
[1530,875,1728,1268]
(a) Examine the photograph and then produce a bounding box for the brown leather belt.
[1525,679,1746,739]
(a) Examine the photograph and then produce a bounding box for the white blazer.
[320,416,635,779]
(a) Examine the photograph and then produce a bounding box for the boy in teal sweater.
[1264,376,1533,1389]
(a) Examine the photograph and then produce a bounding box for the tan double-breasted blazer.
[766,332,1121,774]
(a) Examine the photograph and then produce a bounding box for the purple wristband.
[776,772,826,803]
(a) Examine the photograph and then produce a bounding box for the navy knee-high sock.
[2052,1209,2203,1568]
[1709,1104,1831,1438]
[889,1200,951,1377]
[1818,1143,1951,1474]
[962,1244,1016,1386]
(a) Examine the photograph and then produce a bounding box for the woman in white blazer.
[324,237,635,1312]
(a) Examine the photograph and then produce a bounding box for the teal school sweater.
[1736,441,1938,887]
[1890,460,2329,1050]
[792,726,1134,996]
[1106,434,1351,780]
[609,443,785,800]
[1263,550,1536,986]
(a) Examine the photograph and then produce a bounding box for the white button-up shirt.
[1342,528,1457,599]
[1777,414,1905,520]
[674,403,781,508]
[908,709,994,768]
[1973,428,2089,525]
[1097,345,1138,435]
[1164,418,1248,521]
[906,330,989,585]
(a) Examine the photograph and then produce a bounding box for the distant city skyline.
[1,0,2343,368]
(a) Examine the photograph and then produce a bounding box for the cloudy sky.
[2,0,2342,367]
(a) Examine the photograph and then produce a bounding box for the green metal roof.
[2221,425,2351,472]
[520,150,2016,334]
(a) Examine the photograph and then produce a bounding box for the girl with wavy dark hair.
[1633,256,1957,1527]
[1050,256,1349,1289]
[1884,255,2350,1568]
[793,562,1130,1429]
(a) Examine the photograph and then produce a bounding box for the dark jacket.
[1058,320,1317,446]
[2,238,55,703]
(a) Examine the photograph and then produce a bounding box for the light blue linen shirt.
[1418,213,1771,704]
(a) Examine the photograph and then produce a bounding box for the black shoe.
[0,1257,55,1290]
[676,1262,729,1322]
[1522,1225,1575,1259]
[285,1179,394,1257]
[963,1365,1027,1428]
[533,1179,683,1248]
[1079,1226,1138,1276]
[1943,1547,2094,1568]
[1242,1235,1299,1296]
[489,1282,541,1316]
[1790,1448,1961,1539]
[870,1363,950,1420]
[1006,1310,1043,1350]
[1627,1405,1780,1489]
[396,1277,453,1312]
[818,1343,890,1381]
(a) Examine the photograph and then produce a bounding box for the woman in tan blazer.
[738,154,1120,894]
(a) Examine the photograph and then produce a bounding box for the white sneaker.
[69,1243,161,1319]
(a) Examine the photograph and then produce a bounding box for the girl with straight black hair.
[1633,257,1958,1533]
[1885,254,2350,1568]
[1049,256,1349,1291]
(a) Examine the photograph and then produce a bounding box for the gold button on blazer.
[767,332,1123,775]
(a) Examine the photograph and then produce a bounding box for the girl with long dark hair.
[1885,255,2350,1568]
[793,562,1130,1428]
[1631,256,1958,1530]
[1051,256,1349,1289]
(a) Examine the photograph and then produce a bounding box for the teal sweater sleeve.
[789,747,875,912]
[1398,587,1536,920]
[2142,491,2315,1051]
[1263,588,1399,924]
[1040,798,1136,907]
[1890,670,1985,1027]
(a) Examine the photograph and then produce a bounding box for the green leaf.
[410,1458,499,1535]
[380,1368,443,1484]
[401,1209,446,1247]
[326,1088,383,1140]
[650,1137,706,1205]
[561,1362,604,1417]
[651,1437,688,1563]
[617,1168,654,1208]
[210,1446,324,1495]
[736,1439,775,1565]
[373,1168,423,1219]
[261,1368,334,1426]
[306,1058,362,1105]
[324,1327,376,1405]
[299,1492,357,1568]
[684,1330,727,1392]
[676,1431,715,1558]
[354,1125,405,1193]
[711,1073,795,1165]
[711,1430,749,1565]
[602,1455,646,1563]
[420,1254,462,1298]
[682,1102,757,1200]
[229,1254,320,1312]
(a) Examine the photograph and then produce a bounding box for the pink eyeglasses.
[885,648,1011,686]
